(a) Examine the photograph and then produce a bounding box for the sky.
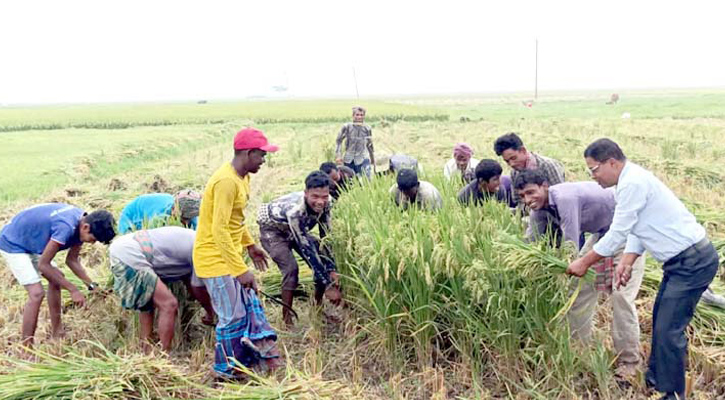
[1,0,723,104]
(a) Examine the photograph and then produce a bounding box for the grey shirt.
[528,182,615,250]
[109,226,196,280]
[335,123,373,165]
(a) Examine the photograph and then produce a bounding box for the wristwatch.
[87,282,100,291]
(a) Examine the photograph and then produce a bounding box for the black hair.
[475,159,503,182]
[396,169,419,191]
[319,162,339,175]
[513,169,548,191]
[493,133,525,156]
[583,138,627,162]
[84,210,116,244]
[305,171,332,190]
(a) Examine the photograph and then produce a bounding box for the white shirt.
[389,181,443,211]
[593,161,706,263]
[443,158,479,182]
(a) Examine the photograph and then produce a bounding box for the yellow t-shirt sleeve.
[241,225,255,248]
[211,178,248,276]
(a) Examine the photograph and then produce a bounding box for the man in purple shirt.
[0,204,116,346]
[515,170,645,376]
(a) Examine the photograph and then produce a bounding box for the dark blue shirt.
[0,203,84,254]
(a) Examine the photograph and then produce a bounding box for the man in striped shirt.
[494,132,566,206]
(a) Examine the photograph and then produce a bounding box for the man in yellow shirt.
[193,127,282,377]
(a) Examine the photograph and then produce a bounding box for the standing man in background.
[336,106,375,177]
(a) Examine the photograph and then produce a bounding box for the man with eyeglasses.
[566,138,721,400]
[493,132,565,206]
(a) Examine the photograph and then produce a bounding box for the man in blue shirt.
[0,204,116,346]
[566,139,720,400]
[117,189,201,234]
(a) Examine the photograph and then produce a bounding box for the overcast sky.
[1,0,723,104]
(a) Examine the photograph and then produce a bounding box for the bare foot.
[50,326,67,340]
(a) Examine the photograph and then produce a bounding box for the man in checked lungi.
[515,169,645,378]
[193,127,283,377]
[109,226,215,352]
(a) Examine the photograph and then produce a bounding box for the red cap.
[233,128,280,152]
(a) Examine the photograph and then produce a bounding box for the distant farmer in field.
[458,159,515,208]
[515,169,644,377]
[117,189,201,234]
[493,132,565,206]
[0,204,116,346]
[193,127,282,377]
[258,171,342,326]
[109,226,215,352]
[444,143,479,183]
[390,169,443,211]
[335,106,375,177]
[565,139,720,400]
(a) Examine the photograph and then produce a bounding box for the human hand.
[329,272,340,287]
[566,258,590,277]
[615,263,633,290]
[70,289,86,307]
[247,244,268,272]
[324,286,342,306]
[237,270,258,292]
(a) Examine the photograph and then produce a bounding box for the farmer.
[566,139,720,400]
[458,159,515,208]
[193,127,282,377]
[320,162,344,200]
[118,189,201,234]
[337,165,356,190]
[493,132,565,206]
[335,106,375,177]
[443,143,479,183]
[258,171,342,326]
[390,169,443,211]
[515,169,644,377]
[109,226,215,352]
[0,204,116,346]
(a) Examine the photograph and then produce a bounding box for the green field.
[0,91,724,399]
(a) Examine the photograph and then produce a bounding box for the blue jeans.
[646,239,719,395]
[345,159,371,178]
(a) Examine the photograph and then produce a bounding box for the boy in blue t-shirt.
[0,203,116,346]
[117,190,201,234]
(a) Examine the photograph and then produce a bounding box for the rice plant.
[329,173,614,396]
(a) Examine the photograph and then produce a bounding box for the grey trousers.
[567,234,645,365]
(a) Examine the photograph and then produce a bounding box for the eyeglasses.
[587,164,602,176]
